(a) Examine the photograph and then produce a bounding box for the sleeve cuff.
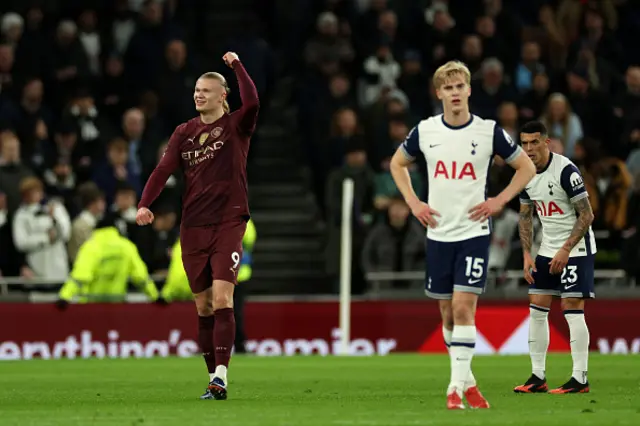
[570,192,589,203]
[504,146,522,164]
[519,198,533,205]
[400,145,415,161]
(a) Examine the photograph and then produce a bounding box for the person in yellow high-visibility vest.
[57,215,159,307]
[161,218,256,351]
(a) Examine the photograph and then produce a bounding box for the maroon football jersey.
[138,61,259,227]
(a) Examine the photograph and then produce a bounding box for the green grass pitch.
[1,354,639,425]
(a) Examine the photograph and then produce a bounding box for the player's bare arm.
[390,148,440,228]
[549,197,594,274]
[518,202,536,284]
[470,151,535,221]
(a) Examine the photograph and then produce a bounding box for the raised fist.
[222,52,239,68]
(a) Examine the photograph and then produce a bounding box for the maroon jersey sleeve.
[138,124,185,209]
[231,60,260,136]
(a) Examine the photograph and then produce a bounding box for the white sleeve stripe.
[570,192,589,203]
[399,145,415,161]
[504,146,522,164]
[519,198,533,204]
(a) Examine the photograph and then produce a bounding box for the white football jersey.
[519,153,597,258]
[401,114,521,242]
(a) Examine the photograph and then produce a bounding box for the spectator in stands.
[50,20,91,110]
[109,0,137,56]
[124,0,184,91]
[304,12,354,74]
[471,58,517,120]
[0,42,16,100]
[518,70,551,121]
[360,39,400,106]
[68,182,106,262]
[77,9,102,77]
[65,89,115,162]
[475,15,509,64]
[361,197,425,289]
[566,66,615,153]
[156,39,197,130]
[567,6,623,72]
[42,157,76,215]
[0,131,33,214]
[92,138,141,205]
[549,137,565,155]
[532,4,566,71]
[514,41,544,93]
[594,157,633,232]
[540,93,584,159]
[424,4,460,69]
[373,155,423,214]
[397,50,430,118]
[12,78,52,169]
[614,66,640,157]
[497,101,519,142]
[111,181,138,239]
[459,35,484,76]
[100,54,129,125]
[121,107,156,181]
[12,176,71,280]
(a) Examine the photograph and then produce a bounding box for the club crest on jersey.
[211,127,223,139]
[199,133,209,145]
[548,182,554,195]
[471,141,478,155]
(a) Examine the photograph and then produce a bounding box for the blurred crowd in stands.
[293,0,640,291]
[0,0,275,283]
[1,0,640,296]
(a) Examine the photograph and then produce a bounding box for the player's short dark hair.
[520,121,548,137]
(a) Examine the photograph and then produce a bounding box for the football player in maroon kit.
[136,51,258,400]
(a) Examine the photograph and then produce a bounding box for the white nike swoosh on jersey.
[468,279,482,284]
[564,283,578,290]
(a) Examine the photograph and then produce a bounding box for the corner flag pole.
[339,178,354,356]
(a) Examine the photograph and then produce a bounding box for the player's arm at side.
[518,193,535,255]
[390,126,421,207]
[58,242,99,302]
[231,59,260,136]
[493,125,536,206]
[126,240,159,301]
[138,125,183,210]
[560,164,595,252]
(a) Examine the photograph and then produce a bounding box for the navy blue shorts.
[529,255,595,299]
[425,235,490,299]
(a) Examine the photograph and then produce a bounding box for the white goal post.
[339,178,355,356]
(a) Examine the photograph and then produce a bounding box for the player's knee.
[452,302,474,325]
[213,292,233,310]
[194,290,214,316]
[438,301,454,329]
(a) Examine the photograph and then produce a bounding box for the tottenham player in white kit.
[390,61,536,410]
[514,121,596,394]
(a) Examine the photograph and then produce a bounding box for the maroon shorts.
[180,219,247,293]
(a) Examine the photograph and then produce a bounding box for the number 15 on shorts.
[465,256,484,284]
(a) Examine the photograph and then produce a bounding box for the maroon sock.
[198,315,216,374]
[214,308,235,368]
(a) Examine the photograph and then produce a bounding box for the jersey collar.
[537,152,553,174]
[441,114,474,130]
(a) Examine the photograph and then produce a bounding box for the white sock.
[214,365,228,383]
[209,373,216,382]
[448,325,476,395]
[443,325,476,390]
[529,305,550,380]
[565,310,589,384]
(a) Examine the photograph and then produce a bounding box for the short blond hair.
[199,72,231,113]
[432,60,471,88]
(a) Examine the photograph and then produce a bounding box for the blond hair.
[432,60,471,88]
[199,72,230,113]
